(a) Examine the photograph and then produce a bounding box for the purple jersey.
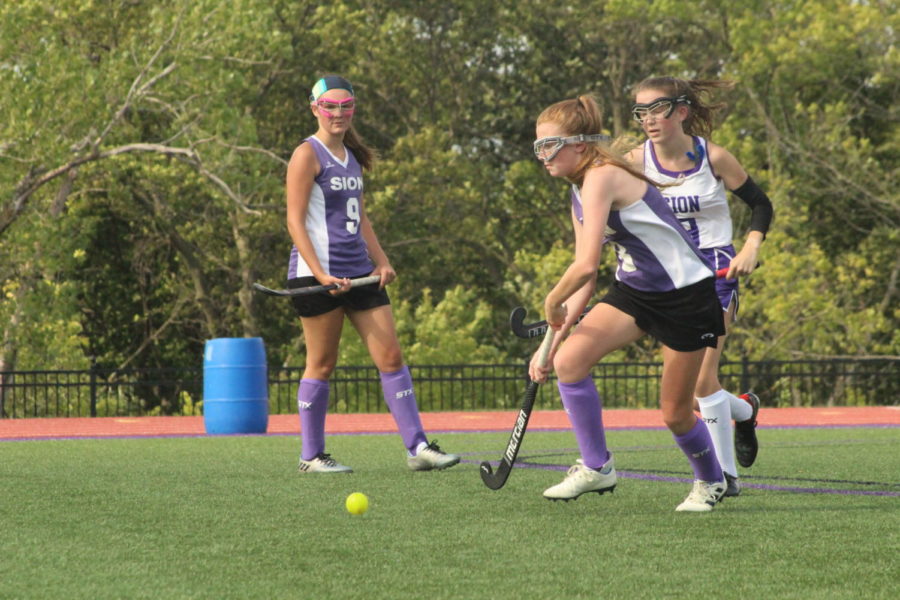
[571,183,714,292]
[701,245,740,311]
[288,136,373,279]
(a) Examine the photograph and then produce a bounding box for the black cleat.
[735,392,760,468]
[723,472,742,497]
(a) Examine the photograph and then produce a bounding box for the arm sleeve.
[731,175,773,237]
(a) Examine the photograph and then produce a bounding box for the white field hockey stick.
[252,275,381,297]
[480,325,556,490]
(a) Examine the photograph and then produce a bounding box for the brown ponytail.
[344,126,375,172]
[634,76,733,139]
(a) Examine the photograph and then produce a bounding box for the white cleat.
[675,479,727,512]
[543,457,617,501]
[298,452,353,474]
[407,440,461,471]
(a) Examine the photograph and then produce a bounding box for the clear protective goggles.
[631,95,690,122]
[313,97,356,118]
[533,133,610,162]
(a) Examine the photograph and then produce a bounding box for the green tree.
[1,0,896,404]
[717,0,898,360]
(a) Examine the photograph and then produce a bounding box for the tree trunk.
[231,209,260,338]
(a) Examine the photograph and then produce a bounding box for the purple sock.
[673,418,724,482]
[298,378,329,461]
[381,366,427,452]
[558,376,609,470]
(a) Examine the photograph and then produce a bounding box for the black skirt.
[598,278,725,352]
[287,275,390,318]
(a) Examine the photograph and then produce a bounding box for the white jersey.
[642,137,732,249]
[571,185,714,293]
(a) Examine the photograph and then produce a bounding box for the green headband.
[310,76,354,102]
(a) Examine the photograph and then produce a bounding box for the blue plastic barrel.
[203,337,269,434]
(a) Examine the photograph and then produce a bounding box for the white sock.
[408,440,429,457]
[728,391,753,422]
[697,390,739,477]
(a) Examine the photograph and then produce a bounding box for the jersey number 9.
[346,197,360,234]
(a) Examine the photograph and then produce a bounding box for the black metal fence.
[1,358,896,418]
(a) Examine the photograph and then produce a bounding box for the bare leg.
[553,303,644,383]
[693,301,752,421]
[346,304,403,372]
[662,345,724,487]
[347,305,426,453]
[300,308,346,380]
[694,301,735,400]
[660,345,707,434]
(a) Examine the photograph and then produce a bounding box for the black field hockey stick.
[480,326,556,490]
[252,275,381,297]
[508,266,746,338]
[509,305,592,339]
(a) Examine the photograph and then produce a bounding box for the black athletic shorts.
[288,275,390,318]
[599,278,725,352]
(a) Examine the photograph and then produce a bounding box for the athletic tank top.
[288,136,373,279]
[642,137,732,249]
[570,183,714,292]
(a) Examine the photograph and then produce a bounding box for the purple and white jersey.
[642,137,732,249]
[571,183,714,292]
[288,136,372,279]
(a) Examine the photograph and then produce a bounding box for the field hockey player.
[629,76,773,496]
[283,74,459,474]
[531,95,728,512]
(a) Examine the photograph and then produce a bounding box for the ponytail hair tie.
[686,140,705,162]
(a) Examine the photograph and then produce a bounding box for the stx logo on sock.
[691,448,711,459]
[394,389,413,400]
[298,400,313,410]
[702,417,718,424]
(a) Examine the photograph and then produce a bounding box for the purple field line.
[462,459,900,497]
[433,424,900,433]
[764,424,899,430]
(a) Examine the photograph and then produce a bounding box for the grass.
[1,427,897,599]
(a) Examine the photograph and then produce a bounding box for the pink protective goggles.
[313,97,356,118]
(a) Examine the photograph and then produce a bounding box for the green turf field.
[1,427,897,599]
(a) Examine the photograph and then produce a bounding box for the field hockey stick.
[716,261,763,279]
[509,266,747,338]
[252,275,381,297]
[480,326,556,490]
[509,306,592,340]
